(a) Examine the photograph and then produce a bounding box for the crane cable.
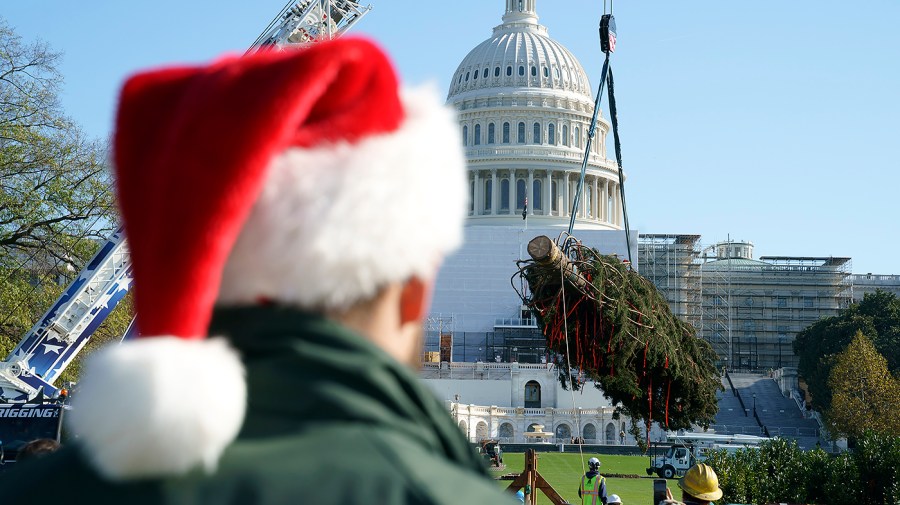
[560,260,586,478]
[607,67,632,265]
[562,4,629,478]
[566,16,631,265]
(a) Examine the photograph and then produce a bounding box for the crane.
[0,0,373,403]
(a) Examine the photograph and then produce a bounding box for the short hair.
[16,438,61,463]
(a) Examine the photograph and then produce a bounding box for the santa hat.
[69,38,467,480]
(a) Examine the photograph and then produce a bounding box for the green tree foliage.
[794,290,900,411]
[826,331,900,438]
[706,434,900,505]
[0,18,131,383]
[518,240,721,445]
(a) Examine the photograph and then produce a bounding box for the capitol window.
[488,123,496,144]
[548,123,555,144]
[524,381,541,408]
[462,125,468,146]
[531,65,537,77]
[543,66,549,78]
[562,124,569,146]
[533,180,542,211]
[518,65,525,76]
[484,180,492,211]
[517,122,525,143]
[473,69,478,80]
[495,66,500,77]
[469,180,474,213]
[474,124,481,145]
[575,126,581,148]
[554,67,560,80]
[533,122,541,144]
[516,179,526,209]
[483,68,489,79]
[500,179,510,211]
[503,122,510,143]
[507,66,512,76]
[465,71,470,81]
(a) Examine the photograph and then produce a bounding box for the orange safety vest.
[580,474,604,505]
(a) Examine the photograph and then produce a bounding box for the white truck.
[646,433,769,479]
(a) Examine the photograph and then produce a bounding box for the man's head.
[110,39,465,340]
[607,493,622,505]
[16,438,60,463]
[677,463,723,504]
[69,37,467,481]
[588,457,601,472]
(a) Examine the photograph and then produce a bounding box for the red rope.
[665,380,671,428]
[642,339,649,373]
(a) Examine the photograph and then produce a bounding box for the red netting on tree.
[513,235,721,447]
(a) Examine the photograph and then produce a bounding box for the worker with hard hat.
[578,457,608,505]
[659,463,723,505]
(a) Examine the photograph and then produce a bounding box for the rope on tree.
[513,234,721,449]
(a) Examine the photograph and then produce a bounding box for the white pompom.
[70,337,246,480]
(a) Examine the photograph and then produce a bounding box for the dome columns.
[467,168,618,227]
[544,170,552,217]
[527,170,534,217]
[503,0,538,25]
[491,169,499,216]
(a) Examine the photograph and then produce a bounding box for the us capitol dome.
[448,0,623,230]
[423,0,643,447]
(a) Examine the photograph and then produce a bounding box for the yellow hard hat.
[677,463,723,501]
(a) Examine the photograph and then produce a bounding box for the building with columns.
[422,0,641,444]
[427,0,633,352]
[448,0,623,230]
[421,361,664,445]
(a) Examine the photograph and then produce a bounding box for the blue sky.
[4,1,899,275]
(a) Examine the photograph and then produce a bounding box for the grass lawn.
[492,452,665,504]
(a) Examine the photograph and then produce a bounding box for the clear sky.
[4,1,899,275]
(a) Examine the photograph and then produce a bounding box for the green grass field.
[492,452,663,504]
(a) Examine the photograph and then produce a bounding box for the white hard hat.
[608,494,622,504]
[588,457,601,470]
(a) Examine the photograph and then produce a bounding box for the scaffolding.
[636,234,703,332]
[424,314,455,363]
[699,245,733,370]
[698,242,852,371]
[638,238,853,371]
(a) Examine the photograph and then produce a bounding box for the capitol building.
[422,0,656,446]
[449,0,621,231]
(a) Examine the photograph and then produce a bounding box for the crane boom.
[0,0,373,401]
[0,228,132,401]
[249,0,372,50]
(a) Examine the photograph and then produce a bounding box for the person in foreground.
[0,37,516,504]
[660,463,723,505]
[15,438,61,463]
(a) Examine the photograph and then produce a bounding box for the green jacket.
[1,307,516,504]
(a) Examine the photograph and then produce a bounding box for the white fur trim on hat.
[217,84,467,310]
[70,337,245,480]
